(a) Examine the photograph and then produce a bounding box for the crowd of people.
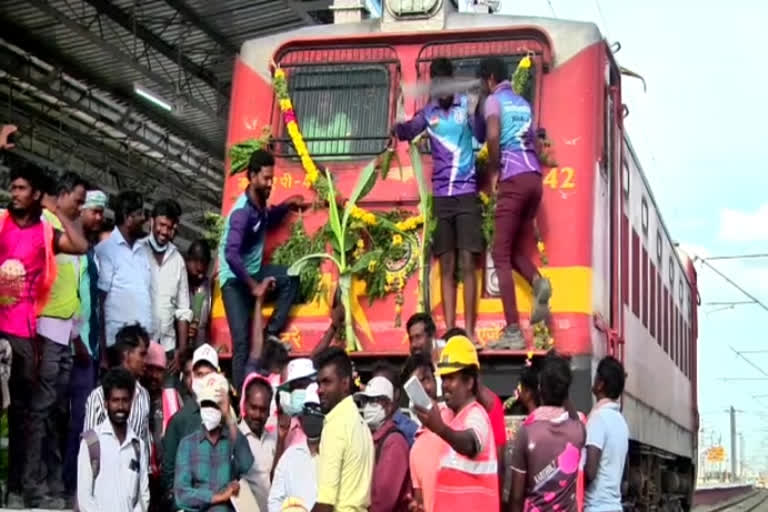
[0,51,630,512]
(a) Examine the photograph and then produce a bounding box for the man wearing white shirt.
[268,386,323,512]
[143,199,192,372]
[240,374,277,512]
[76,367,149,512]
[585,356,629,512]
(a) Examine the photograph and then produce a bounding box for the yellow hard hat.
[437,335,479,376]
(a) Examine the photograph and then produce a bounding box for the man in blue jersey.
[219,149,307,390]
[394,58,483,342]
[477,57,552,350]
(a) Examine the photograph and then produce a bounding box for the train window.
[650,263,657,340]
[416,54,536,104]
[684,326,689,377]
[656,229,663,263]
[642,247,648,329]
[660,286,669,354]
[641,197,649,235]
[622,161,630,198]
[669,256,675,288]
[631,229,640,318]
[602,91,614,178]
[657,273,663,347]
[274,63,393,158]
[679,280,684,305]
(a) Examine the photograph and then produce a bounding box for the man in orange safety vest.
[413,335,499,512]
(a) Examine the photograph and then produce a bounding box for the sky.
[497,0,768,475]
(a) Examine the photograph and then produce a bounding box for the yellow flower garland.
[274,68,320,188]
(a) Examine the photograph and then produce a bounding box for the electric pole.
[739,433,745,479]
[730,406,737,481]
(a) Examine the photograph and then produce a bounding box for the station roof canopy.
[0,0,332,241]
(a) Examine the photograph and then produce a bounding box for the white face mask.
[362,403,387,430]
[201,407,222,431]
[148,219,170,253]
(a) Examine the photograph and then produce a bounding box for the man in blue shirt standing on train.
[219,149,306,391]
[476,57,552,350]
[394,58,483,344]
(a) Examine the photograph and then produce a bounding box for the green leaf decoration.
[350,249,383,274]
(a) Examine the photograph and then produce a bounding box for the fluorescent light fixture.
[133,83,173,112]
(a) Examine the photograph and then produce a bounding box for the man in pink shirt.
[0,156,88,509]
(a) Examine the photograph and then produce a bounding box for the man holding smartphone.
[413,335,499,512]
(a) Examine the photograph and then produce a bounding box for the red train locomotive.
[211,2,699,509]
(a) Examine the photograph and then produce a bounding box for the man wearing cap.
[174,372,254,511]
[161,343,219,502]
[356,376,411,512]
[269,386,323,512]
[239,373,277,512]
[414,335,499,512]
[271,357,316,463]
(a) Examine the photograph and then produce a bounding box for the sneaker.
[488,325,526,350]
[39,495,67,509]
[531,276,553,324]
[5,492,24,509]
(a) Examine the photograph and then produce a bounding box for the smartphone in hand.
[404,375,433,410]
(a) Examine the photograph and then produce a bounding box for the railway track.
[707,490,768,512]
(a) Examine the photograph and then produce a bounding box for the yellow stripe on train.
[211,265,593,319]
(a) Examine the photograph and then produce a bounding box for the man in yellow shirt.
[312,347,374,512]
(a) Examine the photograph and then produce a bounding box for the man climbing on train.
[394,58,483,344]
[475,57,552,350]
[218,149,309,391]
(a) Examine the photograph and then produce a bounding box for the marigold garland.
[274,68,325,192]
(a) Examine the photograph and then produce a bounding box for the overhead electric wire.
[704,253,768,261]
[544,0,557,17]
[730,346,768,378]
[695,257,768,314]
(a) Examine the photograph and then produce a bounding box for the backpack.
[75,429,142,512]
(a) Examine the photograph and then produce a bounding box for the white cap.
[280,358,316,388]
[355,376,393,401]
[193,343,219,370]
[304,383,319,404]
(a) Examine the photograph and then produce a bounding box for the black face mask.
[301,413,324,440]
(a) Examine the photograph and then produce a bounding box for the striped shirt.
[84,380,151,448]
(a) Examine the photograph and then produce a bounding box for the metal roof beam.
[162,0,240,56]
[0,83,219,211]
[0,15,222,156]
[0,40,223,194]
[79,0,229,101]
[21,0,223,123]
